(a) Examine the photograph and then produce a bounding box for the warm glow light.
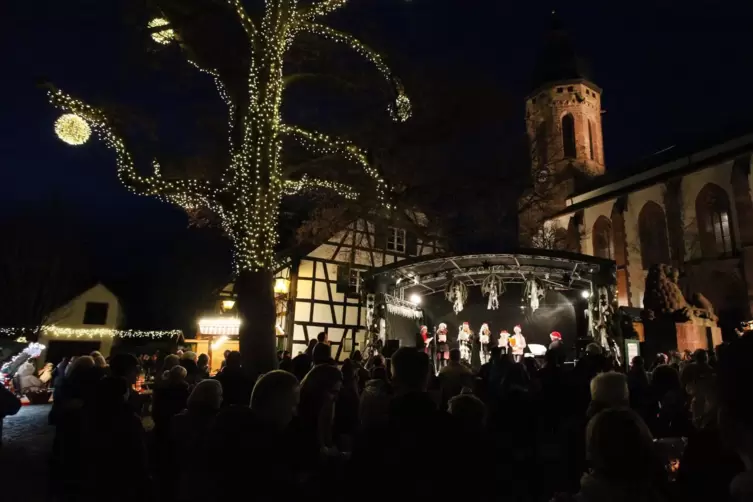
[221,299,236,311]
[409,293,422,305]
[54,114,91,145]
[274,278,290,294]
[148,18,174,45]
[211,335,229,350]
[581,290,591,299]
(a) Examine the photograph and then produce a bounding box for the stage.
[368,250,616,354]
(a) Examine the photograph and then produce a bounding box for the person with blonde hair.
[588,371,629,419]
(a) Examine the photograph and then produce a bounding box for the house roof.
[551,122,753,219]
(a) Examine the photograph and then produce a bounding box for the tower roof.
[530,12,593,92]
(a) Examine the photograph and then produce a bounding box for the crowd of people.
[18,330,753,501]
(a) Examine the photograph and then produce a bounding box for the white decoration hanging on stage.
[482,274,504,311]
[445,278,468,314]
[524,276,545,312]
[384,294,423,319]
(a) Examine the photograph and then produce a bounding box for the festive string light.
[46,0,411,277]
[0,326,181,339]
[148,18,174,45]
[54,113,91,145]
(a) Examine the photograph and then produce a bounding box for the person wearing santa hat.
[548,331,565,362]
[510,325,527,362]
[418,325,432,355]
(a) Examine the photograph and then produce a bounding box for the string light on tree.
[148,17,174,45]
[44,0,411,374]
[54,113,91,145]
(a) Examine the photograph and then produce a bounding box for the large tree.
[46,0,410,376]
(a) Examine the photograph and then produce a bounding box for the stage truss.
[371,250,615,297]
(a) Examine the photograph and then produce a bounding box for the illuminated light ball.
[54,113,91,145]
[148,17,174,45]
[409,293,422,305]
[581,290,591,299]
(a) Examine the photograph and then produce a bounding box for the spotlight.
[581,290,591,299]
[409,293,422,305]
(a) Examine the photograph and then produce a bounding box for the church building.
[525,15,753,333]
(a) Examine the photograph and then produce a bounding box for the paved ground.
[1,404,53,501]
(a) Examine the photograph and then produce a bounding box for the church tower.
[526,13,605,189]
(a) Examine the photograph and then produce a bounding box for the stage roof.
[370,249,614,295]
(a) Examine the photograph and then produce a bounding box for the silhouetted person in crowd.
[627,356,652,424]
[156,354,180,384]
[171,380,222,501]
[312,340,333,365]
[717,333,753,501]
[49,355,100,501]
[210,370,301,502]
[197,353,210,379]
[678,374,743,502]
[652,364,690,438]
[0,382,21,449]
[359,366,392,428]
[180,351,201,385]
[214,350,251,407]
[89,354,149,502]
[297,363,343,463]
[351,348,456,502]
[292,351,313,382]
[317,331,329,345]
[564,408,669,502]
[334,359,360,451]
[438,348,474,409]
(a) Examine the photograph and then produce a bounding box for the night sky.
[2,0,752,329]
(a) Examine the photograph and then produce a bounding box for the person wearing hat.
[549,331,565,362]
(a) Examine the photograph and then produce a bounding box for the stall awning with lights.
[198,317,241,336]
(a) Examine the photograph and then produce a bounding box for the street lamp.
[274,277,290,294]
[221,299,236,312]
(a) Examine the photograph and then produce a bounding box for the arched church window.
[638,201,670,268]
[562,114,576,159]
[588,120,595,160]
[696,183,735,257]
[592,216,614,260]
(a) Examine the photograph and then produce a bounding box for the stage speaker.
[383,339,401,358]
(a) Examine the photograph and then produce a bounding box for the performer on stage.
[419,325,432,354]
[499,330,510,355]
[478,323,491,365]
[436,323,449,370]
[457,322,472,365]
[510,325,527,362]
[548,331,565,361]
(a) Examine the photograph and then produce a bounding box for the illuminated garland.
[0,326,182,339]
[46,0,410,274]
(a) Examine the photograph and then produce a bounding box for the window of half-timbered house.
[387,227,406,253]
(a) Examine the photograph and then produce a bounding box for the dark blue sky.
[1,0,752,327]
[3,0,752,208]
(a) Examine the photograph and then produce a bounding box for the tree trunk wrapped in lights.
[45,0,411,377]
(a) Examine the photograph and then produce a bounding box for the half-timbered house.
[207,216,441,362]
